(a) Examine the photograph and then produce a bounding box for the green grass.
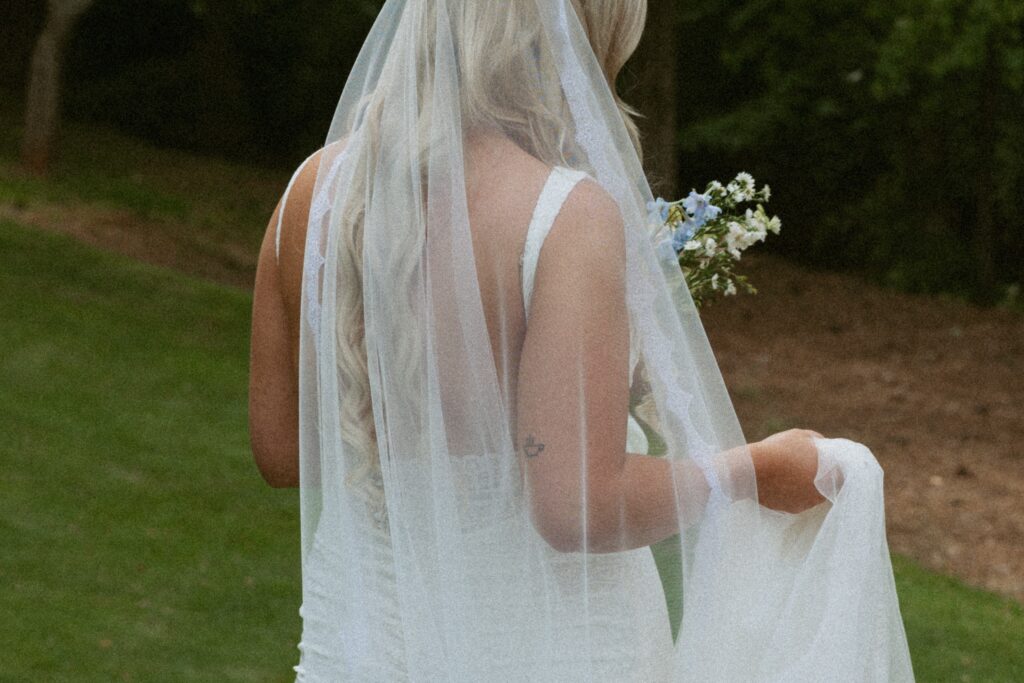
[892,555,1024,681]
[1,219,1023,680]
[0,220,299,681]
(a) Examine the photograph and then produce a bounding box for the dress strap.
[276,152,319,263]
[519,166,588,318]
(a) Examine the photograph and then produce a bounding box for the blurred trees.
[55,0,384,164]
[2,0,1020,300]
[674,0,1023,300]
[868,0,1024,294]
[20,0,95,175]
[631,0,681,197]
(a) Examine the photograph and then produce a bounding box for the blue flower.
[647,197,671,223]
[682,190,722,226]
[670,221,698,253]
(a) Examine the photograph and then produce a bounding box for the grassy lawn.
[1,216,1022,679]
[0,221,299,681]
[892,555,1024,681]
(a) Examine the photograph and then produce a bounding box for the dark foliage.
[674,0,1023,301]
[4,0,1020,300]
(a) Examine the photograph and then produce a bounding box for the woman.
[249,0,913,680]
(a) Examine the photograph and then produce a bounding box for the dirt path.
[8,202,1024,602]
[0,202,258,289]
[702,255,1024,602]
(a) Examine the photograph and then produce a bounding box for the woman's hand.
[750,428,827,514]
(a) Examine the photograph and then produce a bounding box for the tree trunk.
[20,0,93,176]
[973,37,999,294]
[631,0,680,198]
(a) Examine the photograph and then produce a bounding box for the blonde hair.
[570,0,647,154]
[334,0,648,491]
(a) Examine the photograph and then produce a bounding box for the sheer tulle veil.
[291,0,914,679]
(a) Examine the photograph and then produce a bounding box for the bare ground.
[0,202,258,289]
[702,256,1024,602]
[7,202,1024,602]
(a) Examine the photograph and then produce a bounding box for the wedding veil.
[292,0,914,680]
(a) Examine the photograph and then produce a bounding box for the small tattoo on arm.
[522,434,545,458]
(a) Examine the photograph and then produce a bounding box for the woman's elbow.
[257,463,298,488]
[532,514,585,553]
[529,486,624,554]
[249,427,299,488]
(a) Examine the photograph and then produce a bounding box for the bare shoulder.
[276,138,352,251]
[464,134,624,266]
[275,142,339,264]
[273,141,350,302]
[544,175,625,272]
[561,175,623,235]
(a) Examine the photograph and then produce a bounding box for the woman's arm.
[248,199,300,488]
[598,430,827,552]
[589,454,705,553]
[248,149,324,487]
[516,181,825,553]
[515,179,689,552]
[247,146,342,489]
[558,433,827,553]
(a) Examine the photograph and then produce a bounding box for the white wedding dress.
[293,165,674,682]
[285,1,915,679]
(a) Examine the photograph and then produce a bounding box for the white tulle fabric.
[295,162,673,681]
[291,0,914,680]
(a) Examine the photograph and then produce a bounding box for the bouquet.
[649,172,781,307]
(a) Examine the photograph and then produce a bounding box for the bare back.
[252,130,630,492]
[269,133,617,421]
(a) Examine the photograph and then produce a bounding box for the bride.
[249,0,914,680]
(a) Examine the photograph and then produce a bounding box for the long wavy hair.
[332,0,649,493]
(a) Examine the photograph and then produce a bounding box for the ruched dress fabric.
[292,166,674,682]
